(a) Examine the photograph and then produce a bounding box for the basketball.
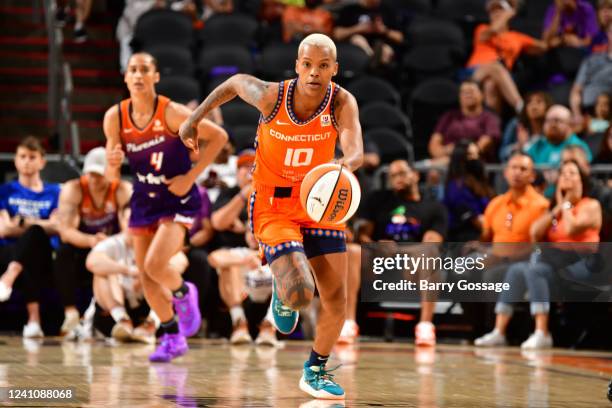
[299,163,361,225]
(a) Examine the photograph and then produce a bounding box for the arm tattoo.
[272,252,316,309]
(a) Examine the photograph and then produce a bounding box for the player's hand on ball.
[107,144,124,168]
[165,174,194,197]
[179,120,199,153]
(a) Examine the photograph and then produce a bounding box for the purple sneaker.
[172,282,202,337]
[149,333,188,363]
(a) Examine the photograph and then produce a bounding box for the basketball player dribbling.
[180,34,364,399]
[103,52,228,362]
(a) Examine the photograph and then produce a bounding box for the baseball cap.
[82,147,107,175]
[237,149,255,168]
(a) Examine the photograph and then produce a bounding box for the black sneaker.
[608,379,612,401]
[73,27,88,43]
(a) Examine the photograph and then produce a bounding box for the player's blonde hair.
[298,34,337,61]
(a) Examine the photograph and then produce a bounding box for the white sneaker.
[255,325,279,347]
[474,330,507,347]
[337,320,359,345]
[0,281,12,302]
[60,310,80,337]
[132,319,156,345]
[111,319,133,342]
[23,321,44,338]
[521,331,553,350]
[230,322,253,345]
[415,321,436,347]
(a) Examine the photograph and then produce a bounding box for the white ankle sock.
[75,21,84,31]
[148,310,160,328]
[229,306,246,325]
[110,306,129,323]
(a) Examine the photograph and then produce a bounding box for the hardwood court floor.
[0,336,610,407]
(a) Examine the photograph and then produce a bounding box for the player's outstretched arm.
[102,106,125,181]
[335,89,364,172]
[179,74,278,151]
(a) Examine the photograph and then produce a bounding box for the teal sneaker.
[299,362,345,400]
[271,278,299,335]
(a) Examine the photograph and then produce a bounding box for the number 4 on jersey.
[150,151,164,171]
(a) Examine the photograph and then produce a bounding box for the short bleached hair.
[298,33,337,61]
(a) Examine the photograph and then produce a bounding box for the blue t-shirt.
[0,180,61,248]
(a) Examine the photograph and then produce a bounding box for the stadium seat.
[360,101,412,140]
[201,14,259,47]
[383,0,432,16]
[221,100,261,129]
[260,42,297,81]
[145,46,195,77]
[510,18,543,38]
[132,9,193,50]
[555,47,587,78]
[407,78,459,159]
[402,45,459,84]
[156,76,201,105]
[198,45,254,79]
[336,43,370,81]
[231,125,258,152]
[365,128,415,163]
[407,18,466,55]
[548,82,572,106]
[346,76,401,107]
[435,0,487,23]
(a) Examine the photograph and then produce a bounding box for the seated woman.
[443,141,494,242]
[466,0,547,114]
[500,91,553,162]
[475,159,602,349]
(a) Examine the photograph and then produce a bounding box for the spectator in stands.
[203,0,234,19]
[333,0,404,68]
[591,0,612,53]
[562,145,612,241]
[210,149,254,250]
[476,160,601,349]
[0,137,60,338]
[594,124,612,165]
[207,234,277,346]
[466,0,547,114]
[500,91,554,162]
[282,0,334,43]
[116,0,163,73]
[357,159,448,346]
[525,105,592,167]
[55,147,132,337]
[444,141,494,242]
[429,80,501,165]
[197,138,237,203]
[542,0,599,49]
[462,152,549,338]
[56,0,93,43]
[582,92,611,136]
[85,211,169,344]
[570,22,612,124]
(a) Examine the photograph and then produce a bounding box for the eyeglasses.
[545,117,568,124]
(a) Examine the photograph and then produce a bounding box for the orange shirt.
[78,174,120,235]
[282,6,333,43]
[467,24,536,70]
[253,79,339,187]
[547,198,600,243]
[483,185,549,243]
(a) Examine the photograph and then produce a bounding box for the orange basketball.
[299,163,361,225]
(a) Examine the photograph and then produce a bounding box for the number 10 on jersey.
[150,152,164,171]
[284,148,313,167]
